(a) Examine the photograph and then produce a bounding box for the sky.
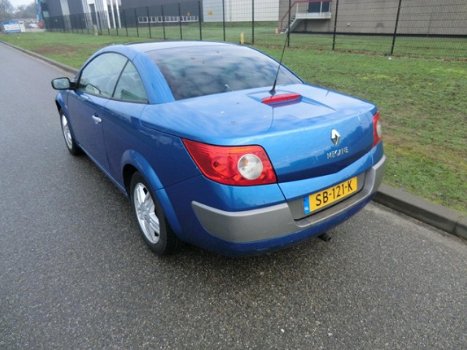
[10,0,35,9]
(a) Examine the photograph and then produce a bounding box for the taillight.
[373,112,382,146]
[183,139,277,186]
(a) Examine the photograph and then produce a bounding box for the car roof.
[98,41,241,61]
[125,41,236,53]
[88,41,245,104]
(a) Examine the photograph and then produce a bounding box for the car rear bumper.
[192,155,386,245]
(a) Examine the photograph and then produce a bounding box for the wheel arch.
[55,92,67,113]
[121,150,182,236]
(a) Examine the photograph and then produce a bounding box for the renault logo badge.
[331,129,341,145]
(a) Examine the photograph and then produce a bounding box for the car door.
[67,53,128,171]
[104,60,149,182]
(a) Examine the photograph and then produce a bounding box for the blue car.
[51,41,385,256]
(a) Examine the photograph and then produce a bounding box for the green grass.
[0,31,149,67]
[1,31,466,213]
[46,22,467,59]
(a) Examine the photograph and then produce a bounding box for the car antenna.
[270,20,290,96]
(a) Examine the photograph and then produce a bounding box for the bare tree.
[0,0,14,22]
[15,2,36,19]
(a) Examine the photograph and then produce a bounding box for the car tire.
[130,172,179,255]
[60,111,81,155]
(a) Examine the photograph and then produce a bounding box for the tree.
[15,2,36,19]
[0,0,14,22]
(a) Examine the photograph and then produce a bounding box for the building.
[39,0,201,29]
[37,0,87,18]
[279,0,467,35]
[38,0,122,30]
[38,0,467,36]
[119,0,201,27]
[202,0,279,22]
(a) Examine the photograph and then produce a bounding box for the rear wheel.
[60,112,81,155]
[130,173,178,255]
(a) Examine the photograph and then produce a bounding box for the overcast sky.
[10,0,35,8]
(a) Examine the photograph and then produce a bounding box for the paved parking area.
[0,42,466,349]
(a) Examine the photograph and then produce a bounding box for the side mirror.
[51,77,73,90]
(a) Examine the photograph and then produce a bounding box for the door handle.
[92,115,102,124]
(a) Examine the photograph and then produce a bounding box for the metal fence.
[42,0,467,59]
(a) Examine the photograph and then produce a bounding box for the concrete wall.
[203,0,279,22]
[39,0,64,18]
[280,0,467,35]
[66,0,85,15]
[119,0,200,20]
[120,0,199,10]
[397,0,467,35]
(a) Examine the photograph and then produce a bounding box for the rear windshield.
[148,45,302,100]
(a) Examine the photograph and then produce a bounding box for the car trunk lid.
[141,84,376,182]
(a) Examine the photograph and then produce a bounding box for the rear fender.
[121,150,182,235]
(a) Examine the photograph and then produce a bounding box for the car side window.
[113,61,148,103]
[78,53,127,98]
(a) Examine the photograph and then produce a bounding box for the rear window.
[148,45,302,100]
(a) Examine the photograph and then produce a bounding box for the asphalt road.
[0,42,466,350]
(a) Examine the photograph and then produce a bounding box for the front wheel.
[130,173,178,255]
[60,112,81,155]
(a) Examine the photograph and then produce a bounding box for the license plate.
[304,177,358,215]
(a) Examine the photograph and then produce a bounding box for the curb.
[2,40,465,241]
[0,40,77,74]
[374,185,466,240]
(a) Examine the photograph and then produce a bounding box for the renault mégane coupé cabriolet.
[52,41,385,256]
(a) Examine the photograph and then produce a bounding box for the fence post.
[332,0,340,50]
[178,3,183,40]
[198,1,203,41]
[252,0,255,44]
[390,0,403,56]
[115,11,119,36]
[222,0,226,41]
[135,8,139,37]
[147,7,152,38]
[96,11,102,35]
[104,11,110,36]
[287,0,291,47]
[108,12,111,36]
[161,5,166,40]
[83,13,86,34]
[85,13,89,34]
[123,9,128,36]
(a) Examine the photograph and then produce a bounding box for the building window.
[308,1,330,13]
